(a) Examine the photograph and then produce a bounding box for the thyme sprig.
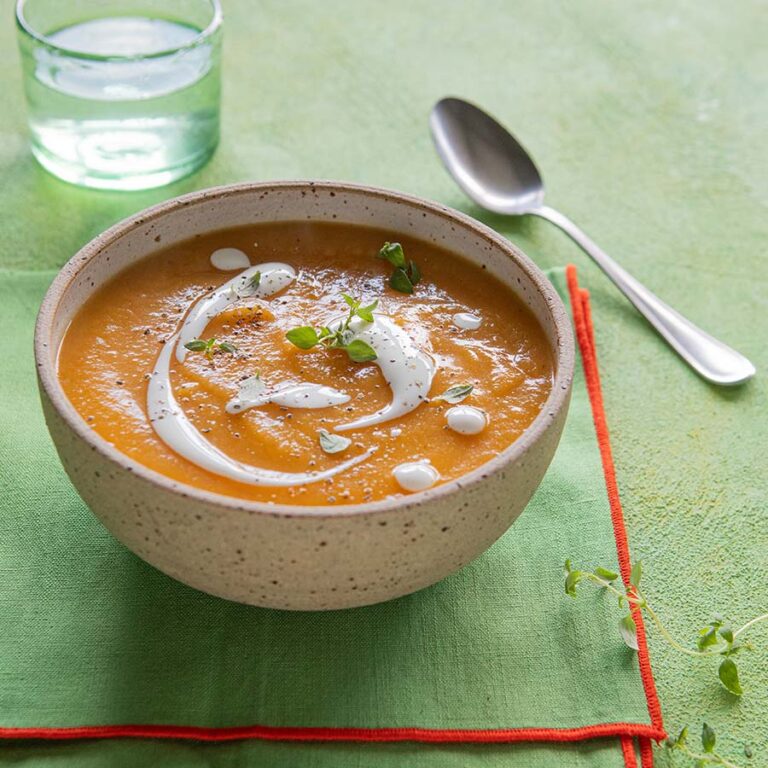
[564,560,768,696]
[665,723,745,768]
[286,294,378,363]
[377,242,421,294]
[184,337,237,360]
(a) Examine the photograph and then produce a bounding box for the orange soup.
[58,222,553,506]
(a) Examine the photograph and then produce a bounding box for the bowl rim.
[35,180,574,520]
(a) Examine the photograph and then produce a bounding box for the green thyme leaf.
[618,614,639,650]
[595,566,619,582]
[217,341,237,354]
[698,625,720,651]
[345,339,377,363]
[676,725,689,748]
[318,428,352,454]
[718,658,743,696]
[249,271,261,289]
[719,626,734,644]
[408,259,421,285]
[564,559,572,572]
[629,561,642,589]
[184,339,208,352]
[390,267,414,294]
[286,326,320,349]
[355,299,378,323]
[701,722,716,753]
[432,383,474,404]
[565,569,582,597]
[341,293,359,309]
[378,241,406,269]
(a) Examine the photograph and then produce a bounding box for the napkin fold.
[0,265,664,767]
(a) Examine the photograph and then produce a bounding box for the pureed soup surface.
[58,222,553,506]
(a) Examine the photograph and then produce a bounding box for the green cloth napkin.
[0,266,661,766]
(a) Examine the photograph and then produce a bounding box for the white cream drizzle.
[227,381,350,414]
[446,405,488,435]
[210,247,251,271]
[392,460,440,492]
[176,263,295,364]
[148,263,373,487]
[452,311,482,330]
[333,315,436,432]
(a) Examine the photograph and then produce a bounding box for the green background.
[0,0,765,764]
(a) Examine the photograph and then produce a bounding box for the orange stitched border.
[566,265,665,767]
[0,721,663,743]
[621,736,639,768]
[0,266,665,766]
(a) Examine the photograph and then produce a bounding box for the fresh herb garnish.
[665,723,746,767]
[432,383,474,404]
[318,428,352,454]
[285,326,320,349]
[377,241,421,294]
[184,337,238,359]
[564,560,768,697]
[285,294,378,363]
[345,338,378,362]
[249,271,262,290]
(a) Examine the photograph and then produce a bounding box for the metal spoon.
[430,97,755,386]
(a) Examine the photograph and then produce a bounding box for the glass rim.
[15,0,222,61]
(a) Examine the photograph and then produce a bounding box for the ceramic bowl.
[35,181,574,610]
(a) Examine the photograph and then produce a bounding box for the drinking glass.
[16,0,222,190]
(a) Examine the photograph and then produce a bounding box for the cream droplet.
[446,405,488,435]
[210,248,251,271]
[452,312,482,330]
[392,461,440,492]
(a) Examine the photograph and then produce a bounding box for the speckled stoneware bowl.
[35,181,574,610]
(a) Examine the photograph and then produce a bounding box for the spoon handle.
[534,206,755,386]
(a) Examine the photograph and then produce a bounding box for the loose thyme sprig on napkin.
[377,241,421,294]
[564,560,768,697]
[286,294,378,363]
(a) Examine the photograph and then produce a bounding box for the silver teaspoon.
[430,97,755,386]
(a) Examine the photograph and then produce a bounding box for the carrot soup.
[58,222,553,506]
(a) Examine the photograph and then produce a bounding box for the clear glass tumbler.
[16,0,222,190]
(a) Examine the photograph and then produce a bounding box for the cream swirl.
[148,263,373,487]
[333,315,436,432]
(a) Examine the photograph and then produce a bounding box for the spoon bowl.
[430,97,544,215]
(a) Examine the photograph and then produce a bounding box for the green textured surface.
[0,0,765,765]
[0,266,645,768]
